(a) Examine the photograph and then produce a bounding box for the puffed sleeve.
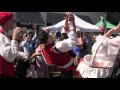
[55,30,77,53]
[0,34,18,62]
[92,35,120,62]
[103,36,120,55]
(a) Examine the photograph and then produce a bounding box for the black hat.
[36,30,48,44]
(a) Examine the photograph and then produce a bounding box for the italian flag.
[99,14,107,31]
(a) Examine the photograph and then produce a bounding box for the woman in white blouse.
[77,23,120,78]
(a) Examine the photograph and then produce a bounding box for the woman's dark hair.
[36,30,48,44]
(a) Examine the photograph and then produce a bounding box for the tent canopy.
[43,14,102,32]
[95,20,116,29]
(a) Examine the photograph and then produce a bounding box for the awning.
[95,20,116,29]
[47,12,93,24]
[16,12,44,25]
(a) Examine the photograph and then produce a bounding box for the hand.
[26,34,30,40]
[74,57,79,66]
[64,17,69,31]
[45,28,49,33]
[104,23,120,37]
[12,27,22,40]
[66,12,69,16]
[67,12,75,22]
[112,22,120,32]
[31,53,36,58]
[65,12,69,21]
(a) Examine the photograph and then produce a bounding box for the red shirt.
[42,43,72,67]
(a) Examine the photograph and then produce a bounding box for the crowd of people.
[0,12,120,78]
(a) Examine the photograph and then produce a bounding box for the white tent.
[42,14,102,32]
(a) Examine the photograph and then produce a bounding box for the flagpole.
[103,12,107,34]
[105,12,108,32]
[104,12,106,17]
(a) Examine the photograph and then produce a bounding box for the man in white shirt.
[0,12,22,78]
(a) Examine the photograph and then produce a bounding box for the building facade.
[9,12,104,36]
[13,12,104,26]
[40,12,104,26]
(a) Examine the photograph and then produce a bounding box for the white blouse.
[55,30,77,53]
[92,35,120,63]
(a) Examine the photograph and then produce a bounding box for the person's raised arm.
[31,24,39,43]
[68,12,76,33]
[55,12,77,53]
[64,13,69,31]
[34,24,39,36]
[0,27,22,62]
[104,23,120,37]
[22,34,30,46]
